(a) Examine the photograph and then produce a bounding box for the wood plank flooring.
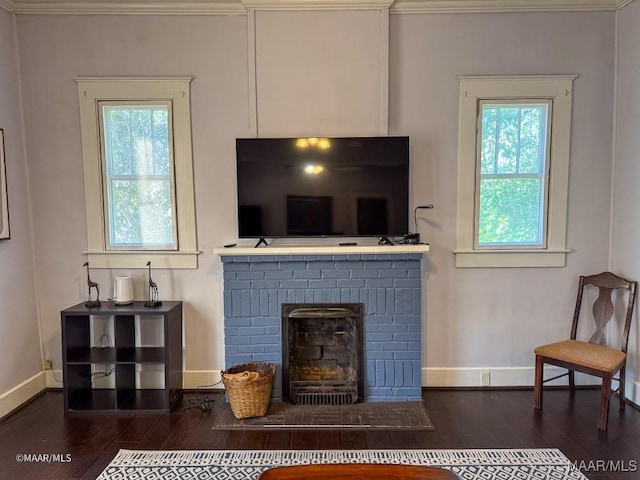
[0,388,638,479]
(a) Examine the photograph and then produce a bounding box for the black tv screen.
[236,136,409,238]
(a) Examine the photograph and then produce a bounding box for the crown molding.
[391,0,618,14]
[240,0,392,9]
[0,0,16,13]
[12,0,246,15]
[3,0,631,16]
[616,0,635,8]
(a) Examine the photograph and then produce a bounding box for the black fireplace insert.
[282,303,364,405]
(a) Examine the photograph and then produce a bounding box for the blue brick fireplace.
[220,251,426,402]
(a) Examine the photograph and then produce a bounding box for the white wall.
[15,14,250,388]
[0,8,43,416]
[254,9,387,136]
[6,7,621,401]
[390,11,616,385]
[612,0,640,403]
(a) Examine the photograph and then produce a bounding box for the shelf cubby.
[61,301,183,413]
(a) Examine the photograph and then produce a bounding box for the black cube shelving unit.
[61,301,183,413]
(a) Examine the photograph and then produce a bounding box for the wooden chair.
[534,272,637,430]
[257,464,461,479]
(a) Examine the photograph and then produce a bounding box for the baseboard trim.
[42,367,620,395]
[184,370,225,390]
[0,372,46,419]
[183,366,601,390]
[184,367,603,390]
[422,366,601,388]
[625,379,640,406]
[45,370,64,389]
[45,369,228,390]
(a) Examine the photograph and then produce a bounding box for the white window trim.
[455,75,576,268]
[76,77,198,269]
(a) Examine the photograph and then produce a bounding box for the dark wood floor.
[0,388,638,480]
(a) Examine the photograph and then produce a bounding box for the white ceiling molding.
[391,0,618,14]
[12,0,246,15]
[617,0,635,8]
[240,0,392,9]
[3,0,630,16]
[0,0,16,13]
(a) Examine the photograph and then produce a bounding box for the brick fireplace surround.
[217,246,429,402]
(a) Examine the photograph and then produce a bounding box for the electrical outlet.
[481,371,491,387]
[44,360,53,371]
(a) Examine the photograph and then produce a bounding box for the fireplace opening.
[282,303,364,405]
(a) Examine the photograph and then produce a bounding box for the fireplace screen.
[282,303,364,405]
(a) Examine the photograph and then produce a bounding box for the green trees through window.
[476,102,550,247]
[77,77,197,268]
[456,76,573,267]
[101,103,176,249]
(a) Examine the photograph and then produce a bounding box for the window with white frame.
[77,78,198,269]
[455,76,575,268]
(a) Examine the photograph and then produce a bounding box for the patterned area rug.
[211,400,435,430]
[97,448,588,480]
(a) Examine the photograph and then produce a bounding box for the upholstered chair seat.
[535,340,626,373]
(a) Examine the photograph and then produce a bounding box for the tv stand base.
[255,238,269,248]
[377,236,394,246]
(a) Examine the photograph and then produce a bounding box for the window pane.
[481,103,547,176]
[496,107,519,174]
[109,179,173,247]
[480,107,497,175]
[478,177,543,245]
[519,107,545,174]
[477,101,549,247]
[101,103,175,249]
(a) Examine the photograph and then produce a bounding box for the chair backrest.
[570,272,637,352]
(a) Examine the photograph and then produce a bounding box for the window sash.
[473,99,552,250]
[98,100,178,251]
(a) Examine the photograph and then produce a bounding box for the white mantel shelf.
[213,244,430,256]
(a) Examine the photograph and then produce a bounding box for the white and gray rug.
[97,448,588,479]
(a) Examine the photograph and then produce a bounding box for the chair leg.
[619,366,626,411]
[598,375,612,431]
[534,355,543,410]
[569,370,575,397]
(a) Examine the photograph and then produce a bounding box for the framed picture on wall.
[0,129,9,240]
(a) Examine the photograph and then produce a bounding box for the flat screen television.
[236,136,409,239]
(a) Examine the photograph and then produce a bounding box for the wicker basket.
[221,362,276,419]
